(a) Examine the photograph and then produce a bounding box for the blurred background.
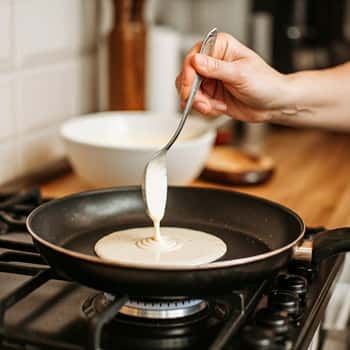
[2,0,350,187]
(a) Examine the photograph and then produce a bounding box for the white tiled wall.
[0,0,100,185]
[0,1,12,71]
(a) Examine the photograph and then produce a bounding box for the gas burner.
[82,293,208,320]
[119,298,208,319]
[96,294,225,350]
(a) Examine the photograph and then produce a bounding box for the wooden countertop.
[41,127,350,228]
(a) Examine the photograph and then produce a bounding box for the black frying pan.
[27,187,350,296]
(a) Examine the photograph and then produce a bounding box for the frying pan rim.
[26,186,305,271]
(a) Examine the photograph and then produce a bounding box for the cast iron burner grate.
[0,246,129,350]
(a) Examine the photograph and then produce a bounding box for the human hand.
[176,32,291,122]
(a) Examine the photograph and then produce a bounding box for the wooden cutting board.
[201,146,275,185]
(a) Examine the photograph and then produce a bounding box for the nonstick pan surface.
[27,186,305,295]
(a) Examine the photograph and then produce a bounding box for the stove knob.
[241,325,275,349]
[268,290,300,320]
[288,261,316,281]
[255,308,289,336]
[277,274,308,300]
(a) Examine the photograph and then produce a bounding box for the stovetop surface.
[0,189,345,350]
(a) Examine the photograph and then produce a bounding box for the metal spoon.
[142,28,218,231]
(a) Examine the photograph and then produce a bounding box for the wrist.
[275,72,314,120]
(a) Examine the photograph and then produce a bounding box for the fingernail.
[214,101,227,112]
[195,54,207,68]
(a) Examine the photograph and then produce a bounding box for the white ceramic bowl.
[61,111,216,186]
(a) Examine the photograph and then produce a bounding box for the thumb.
[192,53,237,84]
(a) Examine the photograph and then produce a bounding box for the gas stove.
[0,189,344,350]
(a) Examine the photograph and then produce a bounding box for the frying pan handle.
[312,227,350,263]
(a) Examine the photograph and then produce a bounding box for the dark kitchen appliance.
[0,189,344,349]
[253,0,350,72]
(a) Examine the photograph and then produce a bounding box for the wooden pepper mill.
[109,0,146,110]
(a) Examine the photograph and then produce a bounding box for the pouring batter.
[143,153,167,244]
[94,140,227,267]
[94,146,227,266]
[94,28,227,266]
[94,137,227,266]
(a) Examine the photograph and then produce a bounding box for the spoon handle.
[163,28,218,152]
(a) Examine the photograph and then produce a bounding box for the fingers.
[190,100,225,117]
[201,79,217,97]
[180,89,227,117]
[176,42,202,100]
[193,104,223,117]
[176,32,251,98]
[201,79,227,102]
[176,74,227,117]
[212,32,253,61]
[192,54,238,84]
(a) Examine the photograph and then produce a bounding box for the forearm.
[275,62,350,130]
